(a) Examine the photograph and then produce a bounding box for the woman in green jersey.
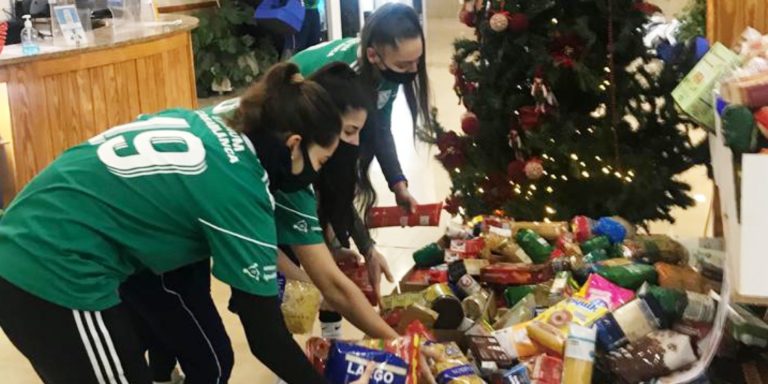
[0,62,394,384]
[287,2,431,337]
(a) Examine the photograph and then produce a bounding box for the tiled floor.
[0,17,714,383]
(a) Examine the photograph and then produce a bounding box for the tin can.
[423,283,464,329]
[457,274,483,297]
[463,290,490,320]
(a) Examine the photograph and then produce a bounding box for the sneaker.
[320,320,343,339]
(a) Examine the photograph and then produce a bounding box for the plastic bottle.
[21,15,40,56]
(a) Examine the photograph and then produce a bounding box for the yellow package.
[492,321,540,359]
[527,297,608,356]
[527,320,567,356]
[423,342,484,384]
[281,280,322,334]
[534,297,608,332]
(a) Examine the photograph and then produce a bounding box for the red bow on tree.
[549,32,585,68]
[436,131,466,169]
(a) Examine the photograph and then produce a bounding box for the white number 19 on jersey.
[89,117,207,178]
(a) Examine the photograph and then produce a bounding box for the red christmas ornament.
[518,106,542,130]
[459,9,476,27]
[461,112,480,136]
[508,13,529,33]
[507,160,527,183]
[549,33,585,68]
[489,12,509,32]
[633,1,662,15]
[524,158,545,180]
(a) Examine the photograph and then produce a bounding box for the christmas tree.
[433,0,698,224]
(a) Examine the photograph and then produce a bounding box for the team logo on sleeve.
[243,263,277,282]
[243,263,261,281]
[377,90,393,109]
[293,220,309,233]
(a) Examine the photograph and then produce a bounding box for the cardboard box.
[672,43,741,131]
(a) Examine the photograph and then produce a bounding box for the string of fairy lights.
[447,10,644,219]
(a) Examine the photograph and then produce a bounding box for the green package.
[413,243,444,268]
[584,249,610,264]
[516,229,554,264]
[638,283,688,322]
[580,235,611,255]
[672,42,741,131]
[504,285,534,307]
[596,263,658,290]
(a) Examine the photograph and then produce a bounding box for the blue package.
[494,363,530,384]
[593,217,627,244]
[325,342,409,384]
[595,314,627,351]
[436,364,477,384]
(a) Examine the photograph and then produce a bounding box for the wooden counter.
[0,15,199,206]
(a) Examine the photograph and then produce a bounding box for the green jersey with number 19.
[0,106,279,311]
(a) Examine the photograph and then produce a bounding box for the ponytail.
[230,62,341,148]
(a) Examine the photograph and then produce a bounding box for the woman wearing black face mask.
[117,63,396,384]
[289,3,431,335]
[0,62,395,384]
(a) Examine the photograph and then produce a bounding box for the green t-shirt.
[291,37,400,118]
[201,98,326,247]
[274,188,324,245]
[0,106,280,311]
[303,0,318,10]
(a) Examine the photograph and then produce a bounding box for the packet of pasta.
[281,280,322,334]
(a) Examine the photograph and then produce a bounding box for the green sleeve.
[273,188,324,246]
[291,38,360,77]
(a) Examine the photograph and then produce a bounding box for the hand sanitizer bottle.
[21,15,41,56]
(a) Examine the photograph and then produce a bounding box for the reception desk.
[0,15,199,206]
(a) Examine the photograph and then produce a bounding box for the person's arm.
[277,249,311,283]
[295,243,398,339]
[372,109,419,213]
[230,290,329,384]
[349,209,375,256]
[372,107,407,189]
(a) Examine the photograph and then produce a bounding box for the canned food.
[424,284,464,329]
[458,274,483,297]
[463,290,491,320]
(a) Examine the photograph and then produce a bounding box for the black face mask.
[376,52,419,84]
[380,64,418,84]
[249,132,319,193]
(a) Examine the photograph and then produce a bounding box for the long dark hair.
[309,62,377,246]
[229,62,340,148]
[359,3,431,132]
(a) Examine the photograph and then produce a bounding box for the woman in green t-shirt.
[289,2,432,336]
[0,62,394,384]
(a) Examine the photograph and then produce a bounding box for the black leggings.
[123,260,328,384]
[120,261,234,384]
[0,276,152,384]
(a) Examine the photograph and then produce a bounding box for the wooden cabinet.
[0,15,198,205]
[707,0,768,46]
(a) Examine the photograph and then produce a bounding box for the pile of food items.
[292,214,768,383]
